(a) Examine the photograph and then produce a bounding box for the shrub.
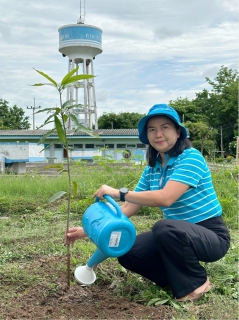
[226,155,234,163]
[215,157,224,163]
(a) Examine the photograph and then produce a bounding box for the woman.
[66,104,230,301]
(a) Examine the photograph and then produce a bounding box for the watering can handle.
[95,195,122,218]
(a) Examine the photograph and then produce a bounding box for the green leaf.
[68,113,79,126]
[49,191,67,203]
[72,181,77,197]
[54,115,67,145]
[155,299,169,305]
[31,83,55,87]
[65,104,84,111]
[34,68,57,86]
[62,115,68,123]
[62,100,76,108]
[37,128,57,144]
[147,298,161,306]
[63,74,94,86]
[39,113,56,127]
[73,122,101,139]
[35,107,57,114]
[36,119,55,131]
[61,67,79,86]
[170,300,184,310]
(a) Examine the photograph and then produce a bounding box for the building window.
[85,144,95,149]
[122,150,131,159]
[68,144,74,150]
[105,144,114,149]
[127,144,136,148]
[95,144,105,148]
[137,143,146,148]
[117,144,126,148]
[74,144,83,149]
[54,144,62,149]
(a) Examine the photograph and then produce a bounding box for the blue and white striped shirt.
[135,148,222,223]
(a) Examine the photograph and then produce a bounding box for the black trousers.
[118,216,230,299]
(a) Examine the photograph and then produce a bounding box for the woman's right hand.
[64,227,87,246]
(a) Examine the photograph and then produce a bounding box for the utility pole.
[220,126,224,157]
[27,98,41,130]
[236,136,239,166]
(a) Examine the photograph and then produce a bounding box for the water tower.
[58,2,102,129]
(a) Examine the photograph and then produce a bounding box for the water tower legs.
[66,58,97,130]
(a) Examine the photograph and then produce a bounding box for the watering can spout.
[74,265,96,285]
[74,249,107,285]
[87,248,108,268]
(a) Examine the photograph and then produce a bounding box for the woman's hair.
[146,123,192,167]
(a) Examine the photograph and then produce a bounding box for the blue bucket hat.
[138,104,188,144]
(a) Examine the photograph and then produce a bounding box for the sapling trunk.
[32,66,99,289]
[59,93,72,288]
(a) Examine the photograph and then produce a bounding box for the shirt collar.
[152,156,177,172]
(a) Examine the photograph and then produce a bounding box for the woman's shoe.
[175,279,214,302]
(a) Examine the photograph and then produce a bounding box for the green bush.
[215,157,224,163]
[226,155,234,163]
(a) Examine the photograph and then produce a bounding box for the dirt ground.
[1,256,173,320]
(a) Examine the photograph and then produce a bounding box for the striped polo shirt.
[134,148,222,223]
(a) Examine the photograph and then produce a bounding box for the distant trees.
[193,66,238,153]
[98,112,145,129]
[98,66,237,155]
[170,66,238,155]
[185,121,217,155]
[0,66,237,155]
[0,99,30,130]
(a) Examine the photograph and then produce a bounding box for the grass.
[0,162,238,319]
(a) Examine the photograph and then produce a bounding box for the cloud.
[0,0,237,129]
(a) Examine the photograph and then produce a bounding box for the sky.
[0,0,238,129]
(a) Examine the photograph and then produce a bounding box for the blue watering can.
[74,195,136,285]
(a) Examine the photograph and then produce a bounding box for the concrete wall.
[0,142,45,164]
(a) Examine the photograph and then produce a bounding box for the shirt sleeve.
[169,149,208,188]
[134,166,151,191]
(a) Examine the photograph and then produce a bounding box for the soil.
[1,256,173,320]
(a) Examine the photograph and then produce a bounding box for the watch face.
[120,187,128,193]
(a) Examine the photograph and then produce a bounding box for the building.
[0,129,147,172]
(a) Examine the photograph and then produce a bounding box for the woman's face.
[147,116,180,153]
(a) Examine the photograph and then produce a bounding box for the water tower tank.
[58,23,103,129]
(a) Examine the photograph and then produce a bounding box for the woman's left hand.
[93,184,119,200]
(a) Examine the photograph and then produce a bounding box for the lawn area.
[0,162,238,319]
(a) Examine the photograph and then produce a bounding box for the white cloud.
[0,0,237,128]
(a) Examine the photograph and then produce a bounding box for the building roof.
[0,129,139,137]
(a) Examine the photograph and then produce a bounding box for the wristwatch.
[119,187,129,202]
